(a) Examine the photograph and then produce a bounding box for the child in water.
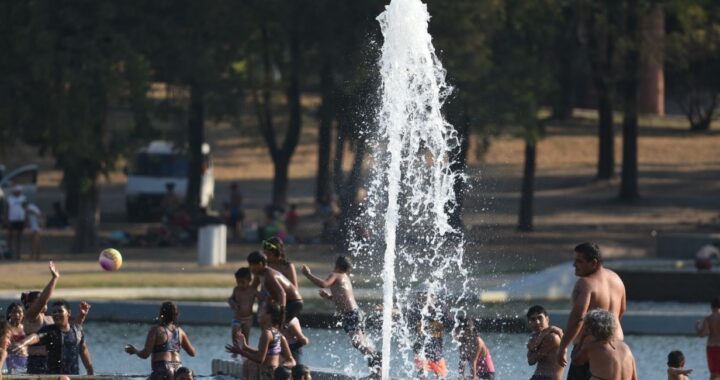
[229,267,258,347]
[5,302,27,374]
[667,350,692,380]
[407,285,449,380]
[454,316,495,380]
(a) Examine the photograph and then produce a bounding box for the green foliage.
[665,0,720,130]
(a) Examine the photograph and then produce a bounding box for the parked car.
[124,141,214,221]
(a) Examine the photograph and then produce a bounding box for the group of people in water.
[0,240,719,380]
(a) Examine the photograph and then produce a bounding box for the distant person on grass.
[13,300,94,375]
[526,305,564,380]
[696,296,720,379]
[125,301,196,380]
[667,350,692,380]
[570,309,637,380]
[301,256,380,373]
[247,251,303,325]
[229,182,244,240]
[557,242,627,380]
[4,185,26,259]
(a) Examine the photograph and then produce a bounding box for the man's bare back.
[584,340,637,380]
[698,310,720,346]
[575,267,626,342]
[328,272,358,313]
[263,267,302,304]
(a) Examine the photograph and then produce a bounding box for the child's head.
[263,302,283,328]
[526,305,549,333]
[712,296,720,310]
[335,255,352,273]
[292,364,312,380]
[667,350,685,368]
[247,251,268,275]
[274,367,292,380]
[175,367,194,380]
[262,237,286,262]
[158,301,179,326]
[454,315,476,340]
[6,302,24,323]
[234,267,252,288]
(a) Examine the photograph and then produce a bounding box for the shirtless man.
[696,296,720,379]
[557,243,626,380]
[301,255,380,374]
[247,251,303,324]
[571,309,637,380]
[527,305,564,380]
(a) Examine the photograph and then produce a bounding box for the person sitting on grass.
[12,300,94,375]
[301,256,380,374]
[125,301,196,380]
[226,302,296,380]
[667,350,692,380]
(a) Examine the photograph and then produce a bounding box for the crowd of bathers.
[1,241,719,380]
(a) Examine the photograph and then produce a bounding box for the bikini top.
[476,350,495,373]
[153,326,181,353]
[267,329,282,356]
[11,332,25,343]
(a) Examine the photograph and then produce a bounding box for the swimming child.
[301,256,380,373]
[455,316,495,380]
[226,302,296,380]
[697,297,720,380]
[229,267,258,346]
[5,302,27,374]
[667,350,692,380]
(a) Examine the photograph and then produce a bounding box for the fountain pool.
[67,322,709,378]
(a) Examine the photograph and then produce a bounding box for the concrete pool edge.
[0,298,704,336]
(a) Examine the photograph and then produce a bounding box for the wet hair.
[667,350,685,367]
[158,301,179,326]
[292,364,311,379]
[262,237,288,264]
[335,255,352,273]
[234,267,251,280]
[21,291,41,309]
[266,302,284,327]
[175,367,193,379]
[526,305,548,319]
[574,242,603,263]
[712,296,720,309]
[51,300,71,312]
[247,251,267,265]
[273,366,292,380]
[5,302,24,321]
[583,309,615,341]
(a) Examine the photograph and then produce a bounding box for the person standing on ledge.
[696,296,720,380]
[556,242,626,380]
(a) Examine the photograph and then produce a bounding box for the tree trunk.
[517,140,537,232]
[272,158,290,208]
[72,176,99,252]
[316,60,334,204]
[186,82,205,215]
[596,83,615,179]
[551,3,578,121]
[619,0,640,201]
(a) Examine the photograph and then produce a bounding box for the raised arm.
[301,265,336,288]
[75,301,91,325]
[180,328,196,357]
[229,329,270,364]
[557,280,591,366]
[80,341,94,375]
[12,333,41,353]
[125,326,157,359]
[26,261,60,320]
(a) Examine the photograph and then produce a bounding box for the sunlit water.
[356,0,468,377]
[46,322,710,378]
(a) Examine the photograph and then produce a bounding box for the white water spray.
[356,0,469,377]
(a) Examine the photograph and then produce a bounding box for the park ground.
[0,107,718,296]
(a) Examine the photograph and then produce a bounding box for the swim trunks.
[26,354,47,374]
[6,354,27,373]
[232,315,254,332]
[707,346,720,374]
[341,309,361,334]
[285,299,303,323]
[414,357,447,378]
[150,360,182,380]
[567,362,591,380]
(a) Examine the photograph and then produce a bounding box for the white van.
[125,141,214,220]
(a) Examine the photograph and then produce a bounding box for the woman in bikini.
[125,302,196,380]
[226,302,295,380]
[5,302,27,374]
